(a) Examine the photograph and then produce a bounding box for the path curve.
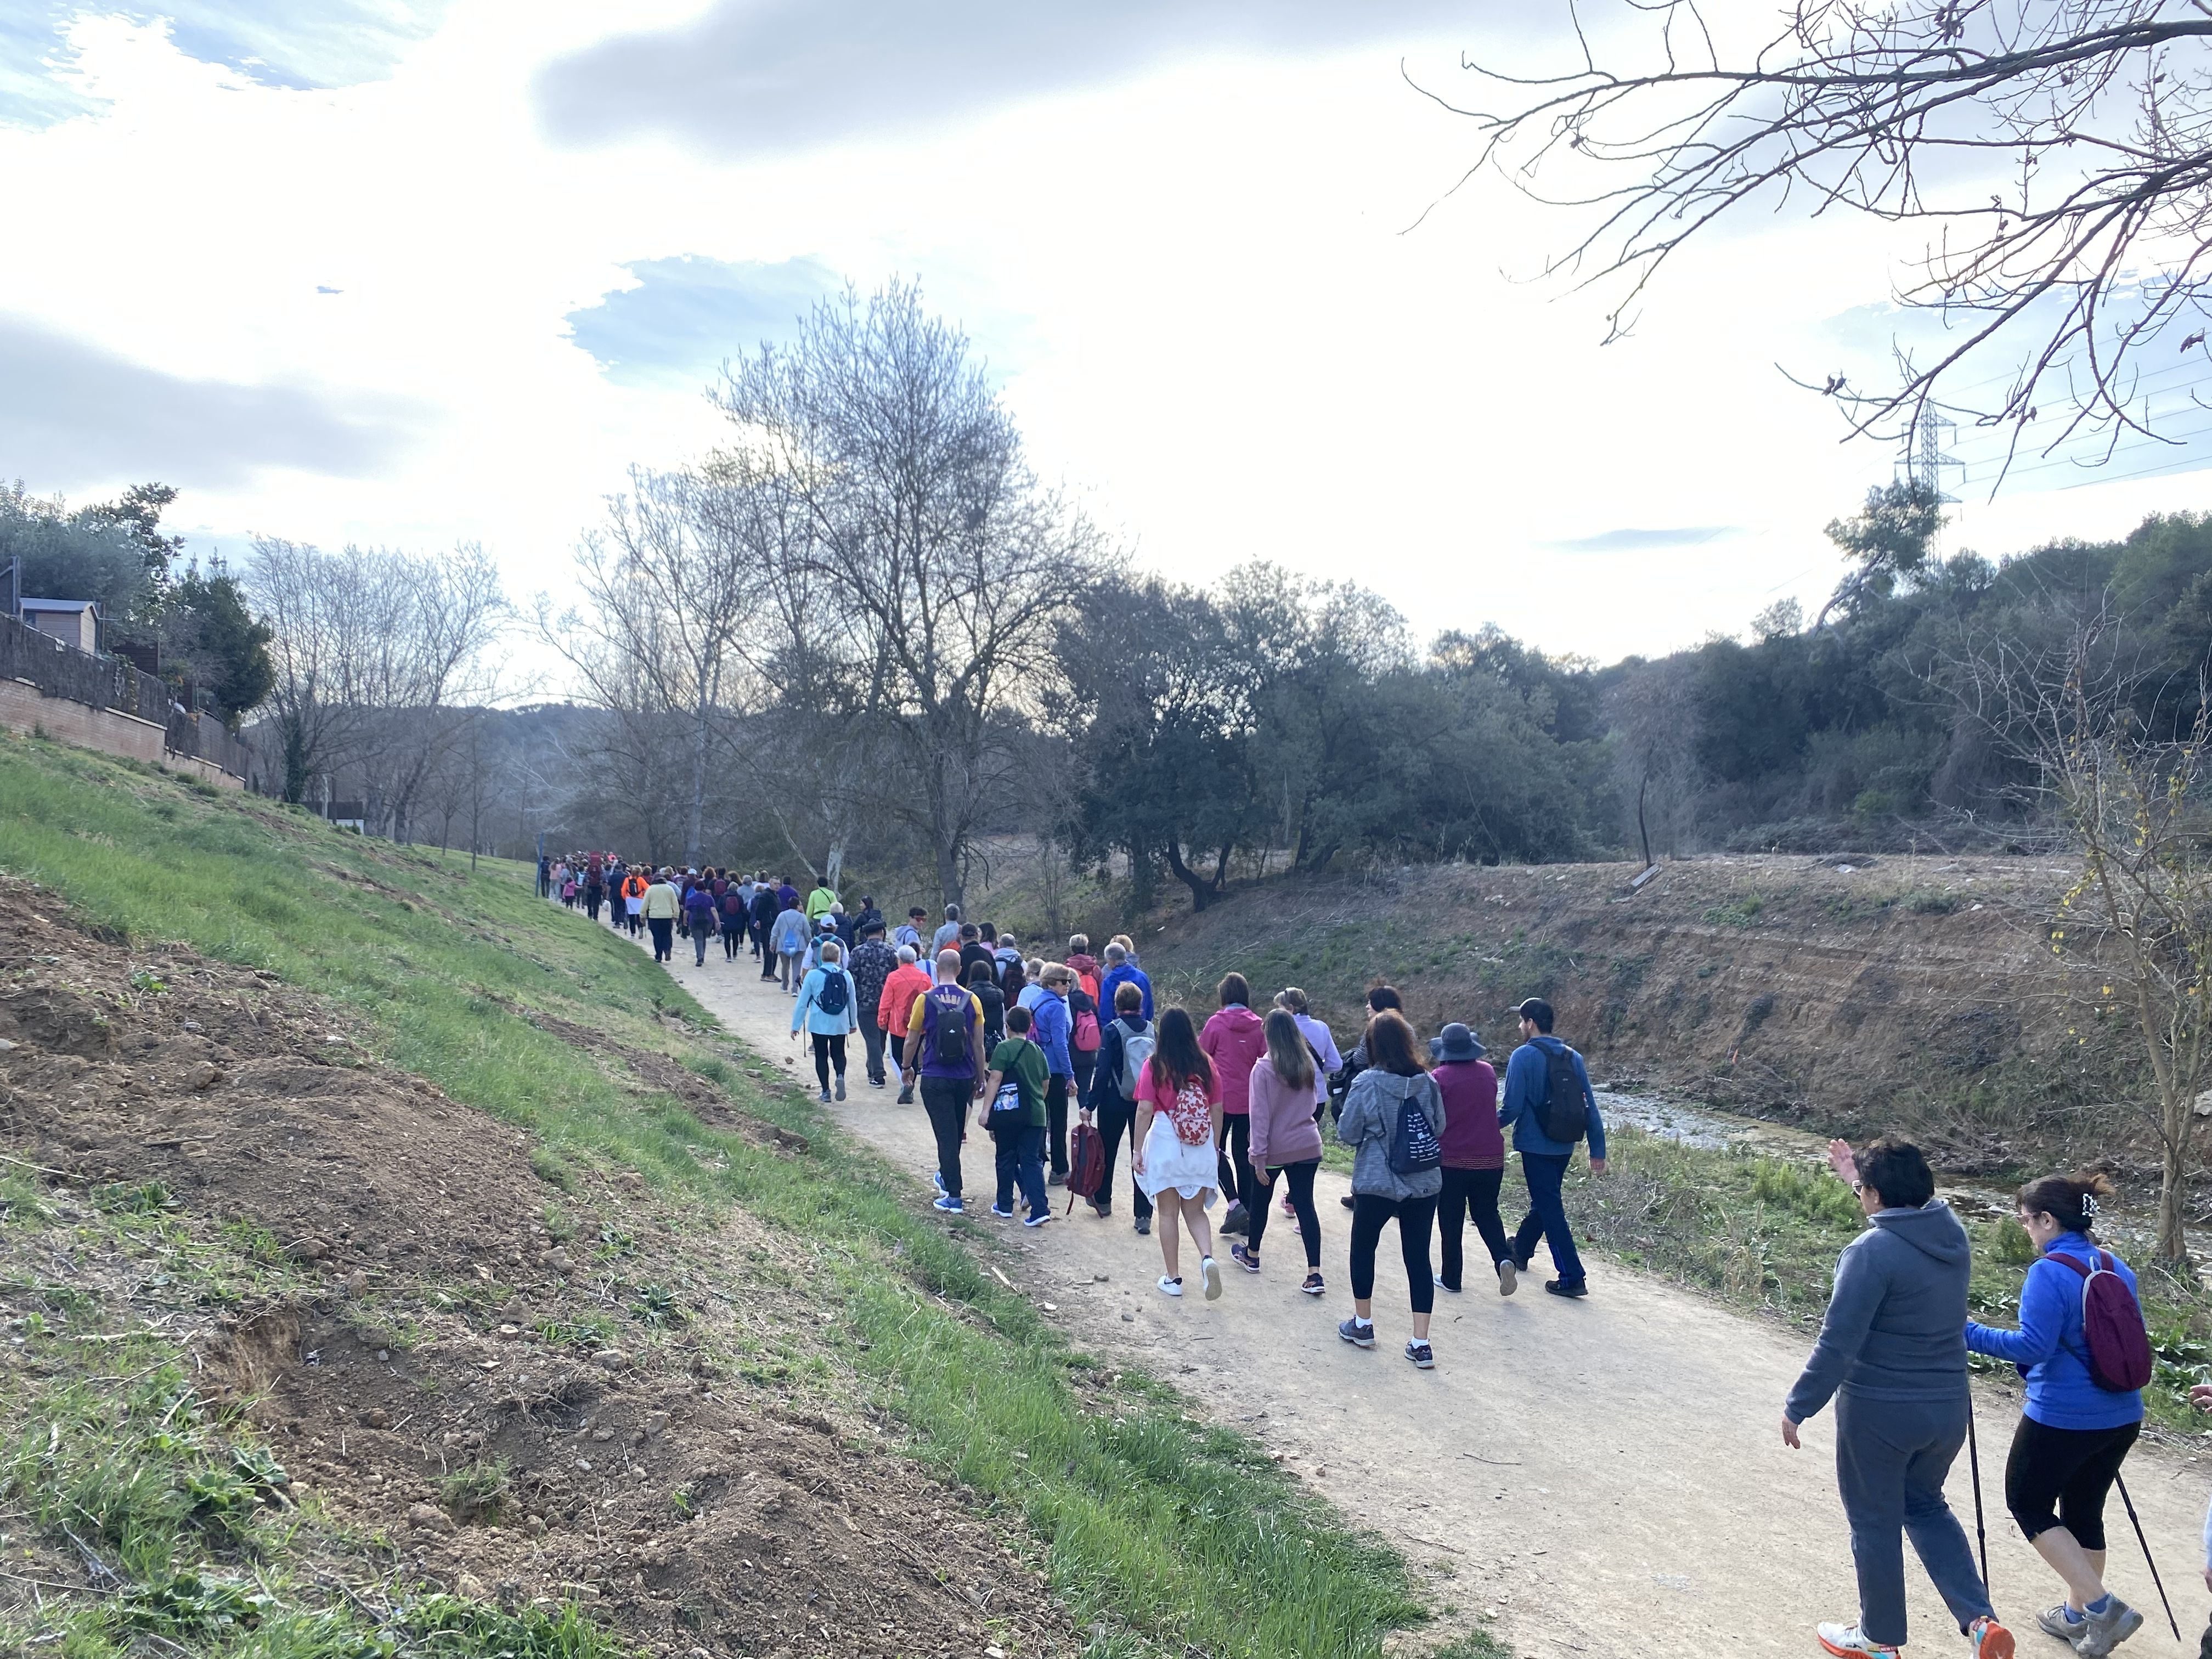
[649,930,2209,1658]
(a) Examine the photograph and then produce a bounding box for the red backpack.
[2046,1249,2153,1392]
[1064,1121,1105,1212]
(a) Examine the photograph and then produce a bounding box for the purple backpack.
[2046,1249,2153,1393]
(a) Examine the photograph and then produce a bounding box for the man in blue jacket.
[1496,996,1605,1299]
[1099,941,1152,1023]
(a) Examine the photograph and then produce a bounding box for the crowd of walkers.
[541,854,2212,1659]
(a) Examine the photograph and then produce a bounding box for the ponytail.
[2016,1170,2115,1234]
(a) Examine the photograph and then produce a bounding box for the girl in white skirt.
[1132,1006,1225,1300]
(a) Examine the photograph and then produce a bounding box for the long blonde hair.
[1263,1008,1314,1092]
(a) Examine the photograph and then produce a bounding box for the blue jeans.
[1835,1391,1993,1647]
[1511,1152,1585,1285]
[994,1122,1048,1220]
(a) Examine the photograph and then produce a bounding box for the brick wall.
[0,678,245,788]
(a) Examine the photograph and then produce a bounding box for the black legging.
[1046,1073,1071,1177]
[811,1032,847,1092]
[1090,1097,1151,1220]
[1437,1167,1512,1290]
[1245,1160,1320,1270]
[721,919,742,959]
[2004,1415,2138,1549]
[1215,1113,1254,1211]
[1349,1192,1438,1315]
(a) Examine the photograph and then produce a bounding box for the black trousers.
[1245,1159,1320,1269]
[859,1019,887,1084]
[1046,1073,1071,1177]
[919,1076,970,1199]
[2004,1415,2138,1549]
[1350,1192,1437,1314]
[647,917,674,960]
[1091,1097,1152,1219]
[810,1032,847,1092]
[1215,1113,1254,1211]
[721,920,742,959]
[1437,1166,1512,1290]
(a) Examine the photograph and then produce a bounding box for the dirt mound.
[0,882,1076,1659]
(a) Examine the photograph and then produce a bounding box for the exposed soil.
[0,884,1076,1659]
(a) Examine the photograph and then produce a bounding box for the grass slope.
[0,734,1487,1659]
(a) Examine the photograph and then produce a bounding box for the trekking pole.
[1964,1402,1990,1596]
[2112,1471,2181,1641]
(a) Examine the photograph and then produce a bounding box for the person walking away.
[1783,1137,2016,1659]
[582,867,604,923]
[538,852,551,899]
[642,869,682,963]
[877,945,931,1102]
[932,904,963,953]
[1430,1023,1514,1296]
[719,882,747,960]
[1335,1010,1446,1368]
[2194,1383,2212,1659]
[1497,997,1606,1297]
[980,1004,1051,1226]
[682,879,718,966]
[1031,964,1077,1184]
[749,881,780,970]
[967,959,1006,1049]
[900,950,986,1212]
[805,878,838,923]
[1066,963,1103,1110]
[1238,1008,1327,1295]
[803,915,840,977]
[790,939,859,1102]
[1199,975,1267,1236]
[1016,959,1046,1014]
[852,894,884,939]
[622,868,649,937]
[894,907,927,953]
[958,923,993,985]
[1274,986,1340,1217]
[848,922,898,1088]
[1099,941,1152,1022]
[1330,984,1406,1210]
[1131,1007,1223,1301]
[1001,952,1029,1011]
[776,876,799,912]
[993,931,1021,972]
[1085,983,1154,1233]
[770,900,811,994]
[1965,1172,2148,1655]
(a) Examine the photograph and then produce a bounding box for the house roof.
[20,597,99,614]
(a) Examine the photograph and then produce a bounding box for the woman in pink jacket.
[1234,1009,1328,1294]
[1199,973,1268,1237]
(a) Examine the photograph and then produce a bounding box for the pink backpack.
[2046,1249,2153,1392]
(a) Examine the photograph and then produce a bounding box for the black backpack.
[925,985,972,1070]
[816,969,849,1017]
[1386,1077,1443,1176]
[1537,1043,1589,1143]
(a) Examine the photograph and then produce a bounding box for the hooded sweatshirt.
[1199,1005,1268,1116]
[1785,1200,1972,1423]
[1335,1069,1447,1203]
[1248,1054,1325,1170]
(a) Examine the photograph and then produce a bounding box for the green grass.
[0,735,1488,1659]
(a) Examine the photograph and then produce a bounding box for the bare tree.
[713,278,1113,906]
[1433,2,2212,470]
[246,537,356,804]
[1607,656,1703,861]
[1961,603,2210,1263]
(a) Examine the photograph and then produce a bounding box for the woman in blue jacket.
[790,939,859,1103]
[1966,1171,2145,1656]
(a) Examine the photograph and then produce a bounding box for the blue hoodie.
[1029,986,1073,1077]
[1787,1200,1972,1421]
[1496,1037,1605,1159]
[1966,1232,2145,1430]
[1100,962,1153,1022]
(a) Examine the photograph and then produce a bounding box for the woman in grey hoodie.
[1334,1010,1445,1370]
[1782,1136,2014,1659]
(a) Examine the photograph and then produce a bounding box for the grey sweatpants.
[1835,1391,1994,1647]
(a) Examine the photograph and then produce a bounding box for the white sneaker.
[1156,1275,1183,1297]
[1816,1623,1899,1658]
[1200,1256,1222,1300]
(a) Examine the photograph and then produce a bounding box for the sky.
[4,1,2210,670]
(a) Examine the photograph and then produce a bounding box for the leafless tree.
[1430,2,2212,475]
[713,278,1115,906]
[1958,602,2210,1263]
[1608,655,1703,860]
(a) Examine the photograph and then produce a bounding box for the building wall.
[0,678,245,789]
[26,610,96,654]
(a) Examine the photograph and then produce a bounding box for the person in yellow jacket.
[641,869,681,962]
[805,880,839,923]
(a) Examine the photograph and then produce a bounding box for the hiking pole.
[1965,1403,1990,1596]
[2112,1471,2181,1641]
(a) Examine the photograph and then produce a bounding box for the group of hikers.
[541,857,2212,1659]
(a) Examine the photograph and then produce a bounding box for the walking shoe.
[1404,1339,1435,1369]
[1337,1317,1376,1349]
[1219,1204,1248,1235]
[1280,1193,1295,1215]
[897,1086,914,1104]
[1340,1194,1356,1210]
[1299,1273,1325,1296]
[1230,1243,1260,1273]
[817,1087,832,1103]
[1047,1172,1066,1188]
[833,1076,845,1102]
[932,1170,946,1195]
[1544,1279,1588,1299]
[1157,1275,1183,1297]
[1815,1623,1900,1657]
[1511,1246,1533,1273]
[1091,1201,1110,1219]
[2072,1599,2135,1657]
[1024,1212,1053,1228]
[931,1194,964,1214]
[1200,1256,1222,1300]
[1497,1258,1519,1296]
[2035,1605,2084,1643]
[1135,1215,1152,1236]
[988,1205,1017,1220]
[1432,1274,1461,1294]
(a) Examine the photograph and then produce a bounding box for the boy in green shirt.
[981,1005,1052,1226]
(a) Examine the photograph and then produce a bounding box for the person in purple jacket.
[681,880,718,966]
[1427,1023,1514,1297]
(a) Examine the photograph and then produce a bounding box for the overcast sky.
[5,1,2209,668]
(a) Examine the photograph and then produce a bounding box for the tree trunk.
[1164,840,1216,912]
[685,706,709,870]
[2157,1087,2193,1263]
[935,837,964,912]
[825,839,845,891]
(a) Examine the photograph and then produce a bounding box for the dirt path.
[647,930,2210,1658]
